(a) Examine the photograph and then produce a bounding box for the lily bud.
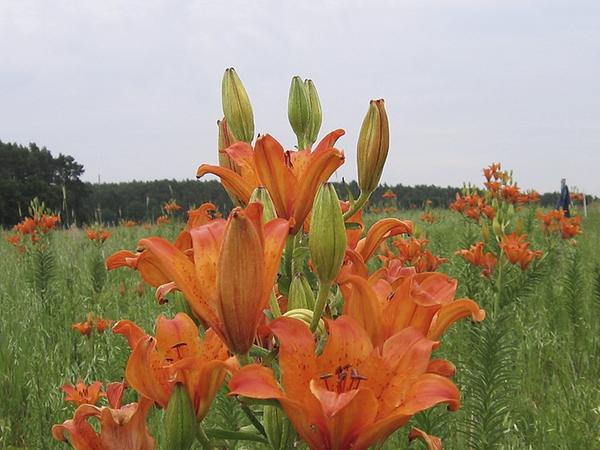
[164,383,196,450]
[305,79,322,147]
[249,187,277,223]
[492,216,503,238]
[288,76,312,149]
[357,99,389,194]
[217,206,265,355]
[288,274,310,310]
[301,276,316,309]
[481,222,490,242]
[222,68,254,143]
[309,183,347,284]
[264,405,294,450]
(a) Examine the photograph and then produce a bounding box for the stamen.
[320,373,333,391]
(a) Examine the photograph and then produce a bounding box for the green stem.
[494,249,504,318]
[240,403,267,437]
[283,234,296,280]
[343,190,371,221]
[310,281,331,332]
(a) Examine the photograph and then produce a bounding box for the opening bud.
[357,99,389,194]
[309,183,347,284]
[222,68,254,143]
[164,383,196,450]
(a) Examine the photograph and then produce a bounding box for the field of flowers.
[0,69,598,450]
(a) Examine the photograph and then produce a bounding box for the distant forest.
[0,140,589,227]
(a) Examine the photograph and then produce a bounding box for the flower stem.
[343,190,371,221]
[310,281,331,332]
[268,291,281,317]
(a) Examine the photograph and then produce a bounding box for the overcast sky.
[1,0,599,194]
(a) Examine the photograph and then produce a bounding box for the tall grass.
[0,208,598,449]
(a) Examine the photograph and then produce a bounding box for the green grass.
[1,206,599,449]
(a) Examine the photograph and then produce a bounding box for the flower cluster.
[54,68,484,450]
[6,210,60,252]
[537,209,582,239]
[72,313,113,337]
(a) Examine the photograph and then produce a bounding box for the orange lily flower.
[499,232,543,269]
[85,229,111,243]
[163,200,183,213]
[456,242,497,277]
[156,215,170,225]
[95,317,114,334]
[121,220,137,227]
[228,316,460,450]
[388,237,448,273]
[560,215,582,239]
[136,203,289,354]
[62,381,106,407]
[382,189,396,200]
[52,393,155,450]
[197,130,345,234]
[340,270,484,348]
[72,314,94,337]
[186,202,216,229]
[113,313,234,421]
[409,428,443,450]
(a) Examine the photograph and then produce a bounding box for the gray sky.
[2,0,599,194]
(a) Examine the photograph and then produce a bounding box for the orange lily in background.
[228,316,460,450]
[113,313,234,421]
[409,428,443,450]
[197,130,345,234]
[340,270,484,348]
[138,203,289,354]
[186,202,217,229]
[71,314,94,337]
[560,215,582,239]
[85,229,111,243]
[456,242,497,277]
[62,381,106,407]
[499,232,543,269]
[95,317,113,334]
[52,392,155,450]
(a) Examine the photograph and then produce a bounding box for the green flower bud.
[288,76,312,149]
[492,216,503,238]
[301,275,316,310]
[357,99,389,194]
[309,183,347,284]
[305,79,322,147]
[288,274,309,310]
[263,405,295,450]
[222,68,254,143]
[249,187,277,223]
[164,383,196,450]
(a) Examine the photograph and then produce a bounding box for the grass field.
[1,205,598,449]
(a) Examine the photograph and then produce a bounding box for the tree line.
[0,140,590,227]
